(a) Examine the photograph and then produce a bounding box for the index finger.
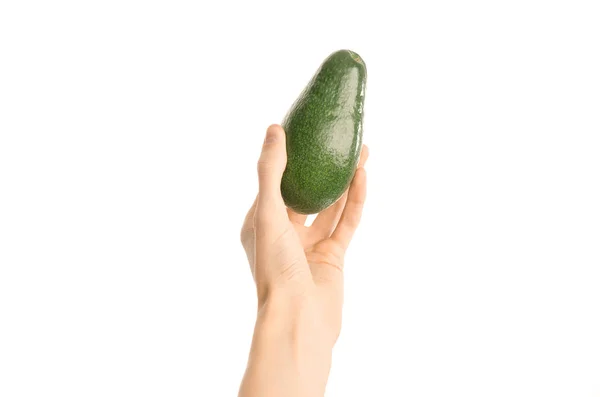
[330,167,367,250]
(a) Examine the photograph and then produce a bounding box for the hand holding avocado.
[239,124,368,397]
[238,50,368,397]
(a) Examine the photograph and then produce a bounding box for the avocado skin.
[281,49,367,215]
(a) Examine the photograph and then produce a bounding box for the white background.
[1,1,599,396]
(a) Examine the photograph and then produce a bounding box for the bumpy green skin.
[281,50,367,215]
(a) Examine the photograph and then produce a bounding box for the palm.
[284,186,363,339]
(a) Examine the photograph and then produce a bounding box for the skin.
[239,124,369,397]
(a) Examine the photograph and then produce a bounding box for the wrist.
[257,289,336,351]
[239,291,335,397]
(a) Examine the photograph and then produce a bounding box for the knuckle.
[254,205,275,227]
[257,158,274,175]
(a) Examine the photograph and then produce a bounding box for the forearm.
[239,296,335,397]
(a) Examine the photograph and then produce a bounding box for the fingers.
[310,192,348,239]
[287,208,308,226]
[358,144,369,168]
[257,124,287,209]
[311,145,369,240]
[331,167,367,250]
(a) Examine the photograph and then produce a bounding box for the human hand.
[238,124,368,397]
[240,123,368,337]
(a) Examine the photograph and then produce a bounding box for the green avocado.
[281,49,367,215]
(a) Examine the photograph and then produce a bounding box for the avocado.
[281,49,367,215]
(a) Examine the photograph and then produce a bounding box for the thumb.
[257,124,287,205]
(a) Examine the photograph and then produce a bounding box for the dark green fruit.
[281,49,367,215]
